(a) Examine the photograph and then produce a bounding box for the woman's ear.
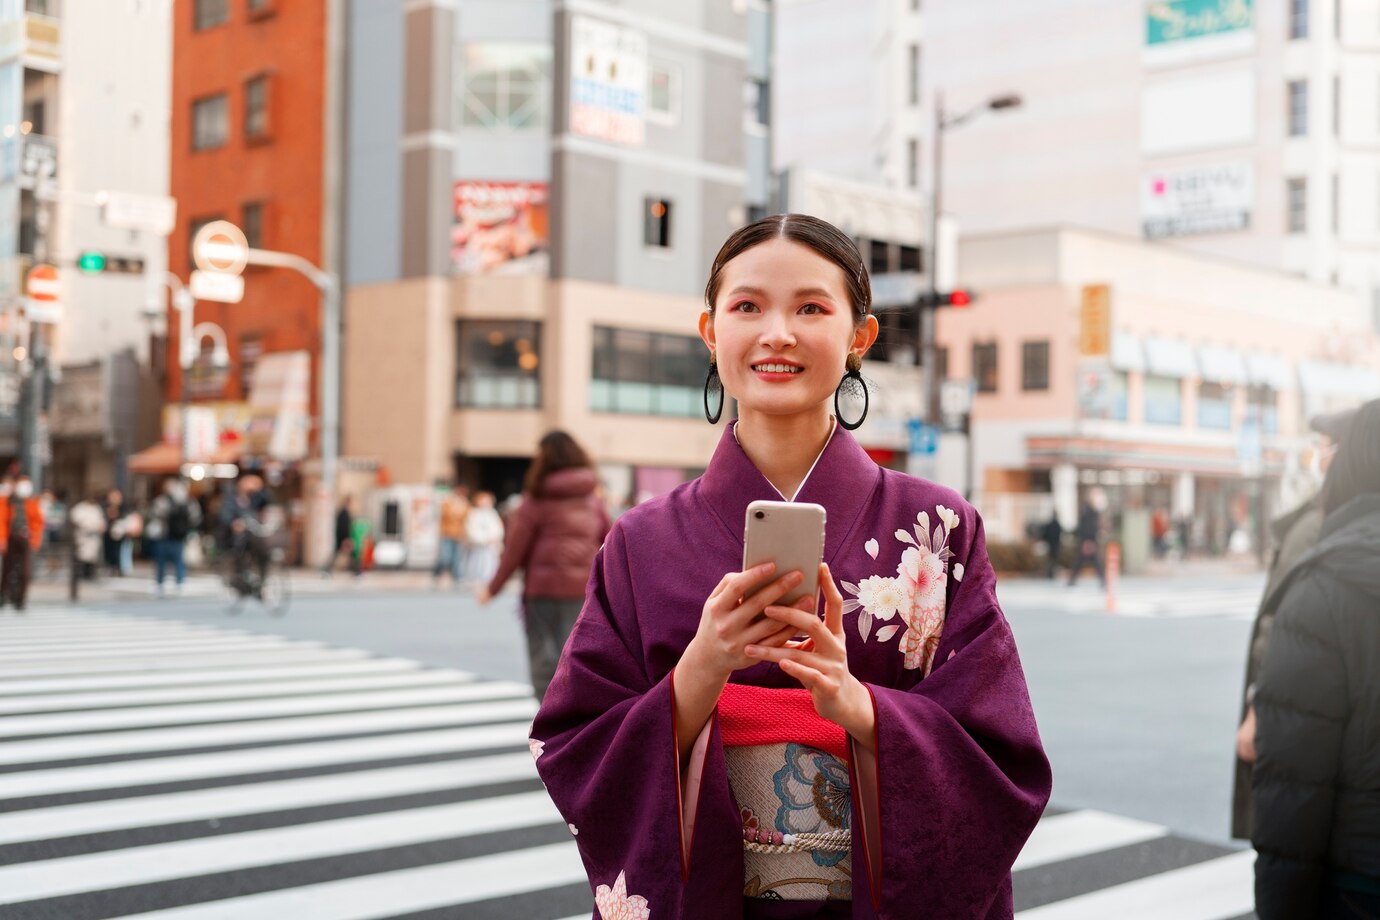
[853,314,880,357]
[698,311,716,352]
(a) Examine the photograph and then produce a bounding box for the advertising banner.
[569,15,647,146]
[1144,0,1254,64]
[1142,161,1253,238]
[451,181,549,275]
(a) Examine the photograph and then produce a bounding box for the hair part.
[1322,397,1380,516]
[704,214,871,325]
[525,430,593,496]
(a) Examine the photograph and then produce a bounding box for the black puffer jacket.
[1252,493,1380,920]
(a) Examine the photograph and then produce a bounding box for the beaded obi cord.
[719,682,854,902]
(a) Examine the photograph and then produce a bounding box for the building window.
[591,327,704,418]
[247,0,275,16]
[898,243,921,272]
[867,239,891,275]
[241,202,264,250]
[744,78,769,128]
[908,44,921,106]
[1021,341,1050,391]
[194,0,229,30]
[1144,375,1182,425]
[192,94,229,150]
[455,320,541,409]
[239,334,263,395]
[459,43,551,130]
[972,342,998,393]
[1333,75,1341,136]
[936,346,949,380]
[907,138,919,188]
[1197,381,1233,430]
[1334,0,1341,39]
[1287,177,1308,232]
[1290,0,1309,38]
[244,74,270,140]
[187,214,224,268]
[1110,371,1129,421]
[1332,172,1340,233]
[647,61,681,126]
[1288,80,1309,136]
[1246,386,1279,434]
[644,197,672,248]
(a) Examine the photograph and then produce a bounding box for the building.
[344,0,772,513]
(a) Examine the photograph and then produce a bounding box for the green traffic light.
[77,251,106,273]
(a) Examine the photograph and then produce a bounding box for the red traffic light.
[947,289,972,307]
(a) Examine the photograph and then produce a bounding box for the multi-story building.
[344,0,772,510]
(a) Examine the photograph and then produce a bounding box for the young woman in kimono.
[530,214,1052,919]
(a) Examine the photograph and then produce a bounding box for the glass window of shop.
[973,342,999,393]
[1197,381,1233,430]
[455,321,541,409]
[1110,371,1129,421]
[1144,374,1182,425]
[1245,385,1279,434]
[590,326,704,418]
[458,43,551,131]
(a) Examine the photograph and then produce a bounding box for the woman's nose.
[758,315,796,349]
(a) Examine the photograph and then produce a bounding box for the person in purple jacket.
[530,214,1051,919]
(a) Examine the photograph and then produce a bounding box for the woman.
[529,215,1050,919]
[1252,397,1380,920]
[477,432,611,702]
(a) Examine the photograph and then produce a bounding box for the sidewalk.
[999,552,1267,583]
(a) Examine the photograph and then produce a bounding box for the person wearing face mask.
[1232,407,1356,840]
[0,474,45,612]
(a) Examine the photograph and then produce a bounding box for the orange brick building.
[168,0,326,418]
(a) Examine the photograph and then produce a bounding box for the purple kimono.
[530,422,1052,919]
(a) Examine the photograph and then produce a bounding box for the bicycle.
[220,517,291,616]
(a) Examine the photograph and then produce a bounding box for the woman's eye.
[733,301,759,313]
[800,302,824,315]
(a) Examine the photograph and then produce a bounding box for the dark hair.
[704,214,871,324]
[524,430,593,496]
[1322,397,1380,516]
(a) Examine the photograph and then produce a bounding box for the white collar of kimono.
[732,417,838,503]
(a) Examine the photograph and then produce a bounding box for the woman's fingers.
[718,563,773,604]
[733,570,806,623]
[761,604,825,638]
[819,563,844,635]
[744,643,828,672]
[743,617,799,648]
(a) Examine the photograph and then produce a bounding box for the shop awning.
[127,441,242,475]
[1142,337,1199,378]
[1298,360,1380,399]
[1196,344,1249,386]
[1246,352,1294,391]
[1110,331,1145,372]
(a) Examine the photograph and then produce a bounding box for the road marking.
[0,752,537,844]
[1013,810,1168,872]
[0,636,306,662]
[1015,849,1256,919]
[0,658,428,696]
[0,647,372,679]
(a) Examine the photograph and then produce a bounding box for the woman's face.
[700,238,877,422]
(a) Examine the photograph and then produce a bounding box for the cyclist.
[219,475,272,597]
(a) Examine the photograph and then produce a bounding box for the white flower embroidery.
[595,870,650,920]
[864,538,879,560]
[855,574,906,621]
[568,823,579,836]
[936,504,960,532]
[528,738,545,761]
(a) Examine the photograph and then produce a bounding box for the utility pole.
[19,159,57,491]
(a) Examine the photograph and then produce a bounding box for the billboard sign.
[1145,0,1253,64]
[569,15,647,146]
[451,181,550,275]
[1142,161,1253,238]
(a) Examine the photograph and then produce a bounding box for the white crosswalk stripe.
[998,577,1265,621]
[0,609,1257,919]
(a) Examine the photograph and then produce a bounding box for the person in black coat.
[1067,495,1105,587]
[1252,397,1380,920]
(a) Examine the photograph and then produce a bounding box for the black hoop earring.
[704,358,724,424]
[834,361,868,430]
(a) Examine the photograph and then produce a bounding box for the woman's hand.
[745,563,877,752]
[685,562,812,681]
[1236,704,1257,764]
[474,586,492,605]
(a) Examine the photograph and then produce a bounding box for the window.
[972,342,998,393]
[241,202,264,249]
[244,74,270,140]
[936,346,949,380]
[1334,0,1341,39]
[1110,371,1129,421]
[644,197,672,248]
[247,0,274,16]
[868,239,891,275]
[1288,80,1308,136]
[907,138,919,188]
[744,78,769,128]
[1021,341,1050,391]
[187,214,224,268]
[1246,386,1279,434]
[194,0,228,30]
[459,43,551,130]
[647,61,680,125]
[908,44,921,106]
[1333,75,1341,136]
[1143,375,1182,425]
[455,320,542,409]
[192,94,228,150]
[1290,0,1309,38]
[590,326,703,418]
[1332,172,1340,233]
[1197,381,1233,430]
[1287,177,1308,232]
[239,334,263,395]
[898,244,921,272]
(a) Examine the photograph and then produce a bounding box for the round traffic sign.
[26,263,60,301]
[192,220,249,275]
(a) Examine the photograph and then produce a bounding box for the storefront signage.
[451,181,549,275]
[1142,161,1253,238]
[569,15,647,146]
[1145,0,1252,46]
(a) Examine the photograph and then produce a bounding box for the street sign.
[24,300,63,324]
[907,418,940,455]
[190,269,245,304]
[1079,284,1112,357]
[75,251,146,274]
[25,263,59,301]
[102,192,177,236]
[940,379,974,417]
[192,220,249,275]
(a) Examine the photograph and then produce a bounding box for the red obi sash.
[717,682,850,764]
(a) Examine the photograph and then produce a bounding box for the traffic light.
[75,251,146,275]
[916,289,975,309]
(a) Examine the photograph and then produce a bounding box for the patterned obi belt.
[719,682,853,903]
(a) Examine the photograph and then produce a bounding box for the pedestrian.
[1042,509,1064,579]
[463,490,503,584]
[146,478,201,598]
[433,485,469,586]
[349,511,371,577]
[1233,407,1355,840]
[475,430,610,702]
[69,493,106,580]
[1067,492,1106,587]
[1151,507,1170,558]
[321,495,355,577]
[1250,397,1380,920]
[525,214,1050,916]
[102,488,132,576]
[0,474,44,611]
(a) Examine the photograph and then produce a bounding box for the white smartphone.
[742,500,827,607]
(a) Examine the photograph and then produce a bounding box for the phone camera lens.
[754,511,765,520]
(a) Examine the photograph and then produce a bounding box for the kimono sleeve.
[853,505,1052,919]
[529,521,740,920]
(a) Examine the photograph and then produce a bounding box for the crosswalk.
[0,609,1258,919]
[998,577,1266,622]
